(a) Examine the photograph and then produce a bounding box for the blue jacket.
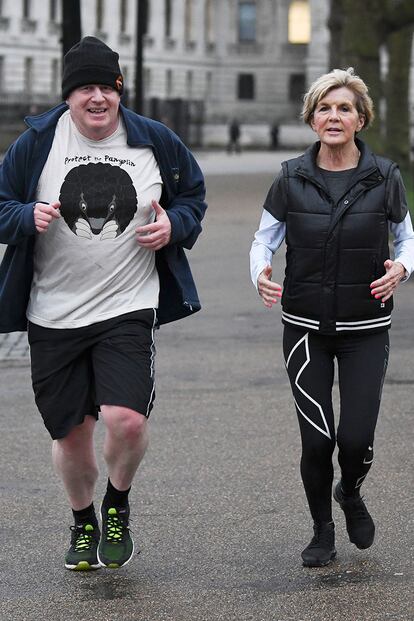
[0,103,207,332]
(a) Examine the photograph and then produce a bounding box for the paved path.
[0,332,29,365]
[0,155,413,621]
[194,149,300,176]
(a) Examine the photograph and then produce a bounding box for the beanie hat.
[62,36,124,99]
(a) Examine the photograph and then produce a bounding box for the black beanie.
[62,36,124,99]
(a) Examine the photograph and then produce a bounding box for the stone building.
[4,0,410,149]
[0,0,331,147]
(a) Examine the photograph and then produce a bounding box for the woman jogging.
[250,68,414,567]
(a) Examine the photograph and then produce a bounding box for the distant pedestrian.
[0,37,206,571]
[227,118,241,154]
[270,122,279,150]
[250,67,414,567]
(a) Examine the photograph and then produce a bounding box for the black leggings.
[283,325,389,523]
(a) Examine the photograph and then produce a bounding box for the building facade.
[0,0,331,146]
[7,0,411,148]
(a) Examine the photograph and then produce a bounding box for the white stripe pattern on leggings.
[285,332,331,440]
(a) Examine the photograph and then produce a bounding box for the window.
[165,0,172,38]
[22,0,36,31]
[205,0,214,45]
[288,0,310,44]
[49,0,58,21]
[0,1,10,28]
[0,56,4,92]
[96,0,104,31]
[144,67,151,94]
[23,0,31,19]
[289,73,306,102]
[185,0,193,44]
[120,0,127,33]
[166,69,172,97]
[145,0,150,34]
[238,73,255,100]
[186,70,193,99]
[51,58,59,94]
[238,2,256,42]
[205,71,212,99]
[24,57,33,93]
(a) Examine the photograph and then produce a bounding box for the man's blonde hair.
[302,68,374,129]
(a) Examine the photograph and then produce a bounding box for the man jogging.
[0,37,206,571]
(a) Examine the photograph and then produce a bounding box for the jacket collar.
[24,102,155,148]
[25,102,69,131]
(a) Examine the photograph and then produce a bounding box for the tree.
[328,0,414,168]
[385,25,413,166]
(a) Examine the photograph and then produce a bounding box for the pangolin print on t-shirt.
[59,162,137,240]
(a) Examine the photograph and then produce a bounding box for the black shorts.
[28,309,157,440]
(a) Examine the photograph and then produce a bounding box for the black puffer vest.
[275,139,406,335]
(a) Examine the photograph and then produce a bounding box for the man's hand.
[258,265,282,308]
[370,259,406,303]
[34,201,60,233]
[136,200,171,251]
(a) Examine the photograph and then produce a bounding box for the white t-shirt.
[27,110,162,328]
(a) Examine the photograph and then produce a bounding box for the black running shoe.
[65,522,101,571]
[301,521,336,567]
[334,481,375,549]
[98,505,134,568]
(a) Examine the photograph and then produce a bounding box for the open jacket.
[263,139,408,334]
[0,103,207,332]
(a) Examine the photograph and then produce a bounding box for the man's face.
[66,84,121,140]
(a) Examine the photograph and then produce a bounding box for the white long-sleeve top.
[250,209,414,289]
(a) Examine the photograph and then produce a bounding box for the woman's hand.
[257,265,282,308]
[370,259,406,302]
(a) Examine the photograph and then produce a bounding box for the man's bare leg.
[100,405,149,490]
[97,405,148,568]
[52,415,98,510]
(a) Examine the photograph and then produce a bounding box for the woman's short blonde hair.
[302,68,374,129]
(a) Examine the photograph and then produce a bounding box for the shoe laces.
[70,523,95,552]
[309,524,334,549]
[105,508,130,543]
[346,496,370,521]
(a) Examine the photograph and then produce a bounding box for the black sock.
[72,502,98,526]
[103,478,130,510]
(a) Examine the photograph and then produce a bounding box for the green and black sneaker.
[98,505,134,569]
[65,522,101,571]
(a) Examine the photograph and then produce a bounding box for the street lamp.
[134,0,148,114]
[62,0,81,56]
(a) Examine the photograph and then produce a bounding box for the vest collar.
[295,137,378,185]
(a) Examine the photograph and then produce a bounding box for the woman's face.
[310,86,365,148]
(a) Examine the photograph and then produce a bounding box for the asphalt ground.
[0,151,413,620]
